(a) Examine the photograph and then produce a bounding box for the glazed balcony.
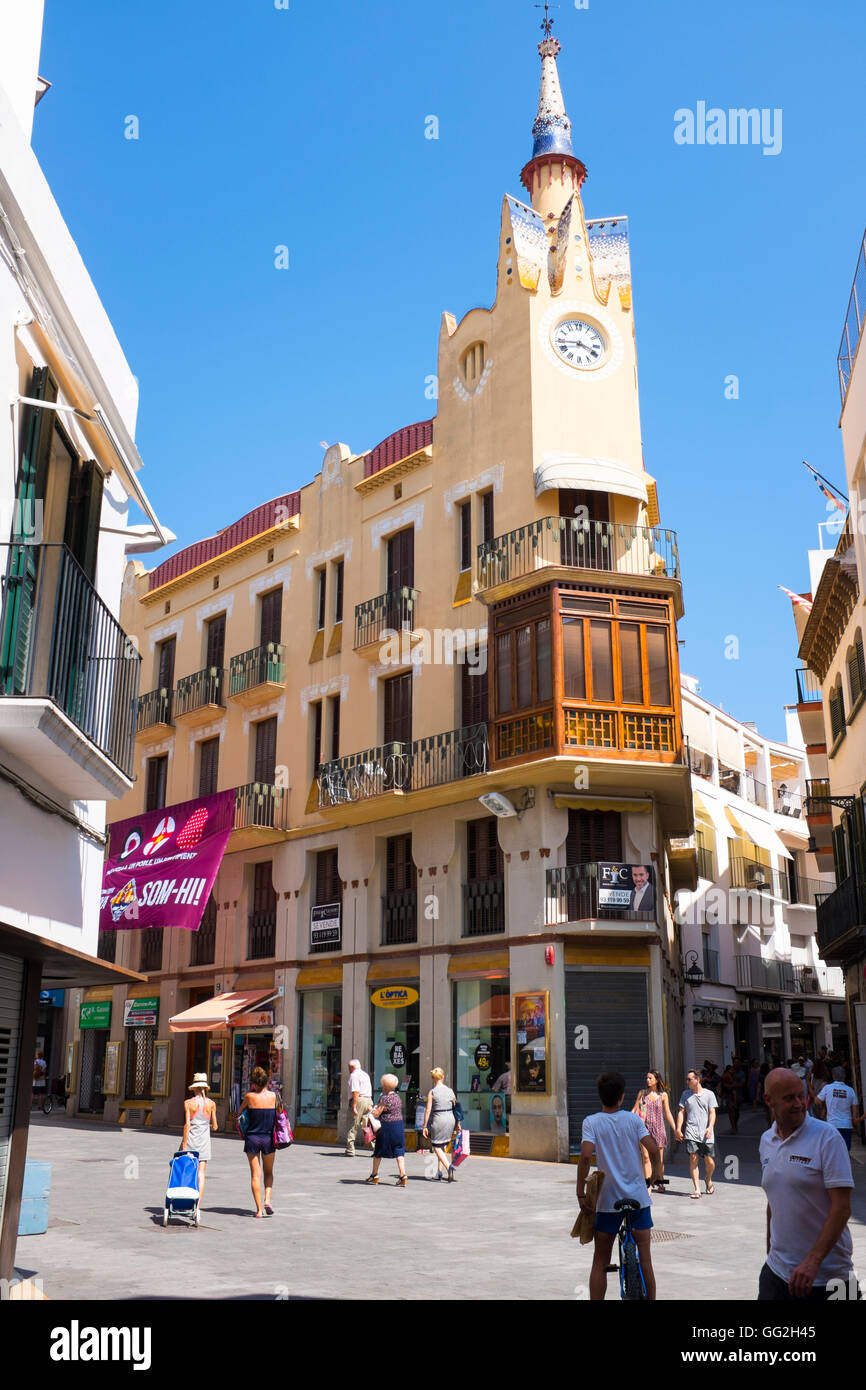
[317,722,488,815]
[174,666,225,725]
[354,587,421,659]
[816,875,866,965]
[231,781,290,851]
[136,686,173,743]
[228,643,286,705]
[492,705,682,765]
[477,518,681,612]
[795,668,822,704]
[544,864,657,928]
[0,542,140,795]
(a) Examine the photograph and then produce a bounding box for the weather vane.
[535,1,557,36]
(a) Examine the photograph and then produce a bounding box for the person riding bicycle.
[577,1071,661,1300]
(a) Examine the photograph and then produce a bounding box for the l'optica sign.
[370,986,419,1009]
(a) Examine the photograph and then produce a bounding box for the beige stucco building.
[63,23,695,1160]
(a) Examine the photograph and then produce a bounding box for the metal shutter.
[0,954,25,1221]
[692,1025,725,1074]
[565,968,649,1152]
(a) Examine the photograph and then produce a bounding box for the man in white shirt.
[817,1066,864,1152]
[675,1070,717,1198]
[759,1067,858,1300]
[577,1070,661,1300]
[345,1059,373,1157]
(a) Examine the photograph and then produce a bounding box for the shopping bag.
[363,1123,375,1146]
[451,1128,470,1167]
[368,1114,381,1132]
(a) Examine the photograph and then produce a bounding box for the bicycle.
[614,1198,648,1300]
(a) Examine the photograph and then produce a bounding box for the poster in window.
[152,1040,172,1097]
[513,991,548,1094]
[207,1039,226,1099]
[597,862,655,915]
[103,1041,122,1096]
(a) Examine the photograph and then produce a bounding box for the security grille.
[0,954,25,1225]
[125,1025,156,1100]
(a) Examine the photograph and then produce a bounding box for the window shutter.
[63,459,104,584]
[462,659,489,728]
[260,589,282,647]
[468,818,501,882]
[316,848,342,905]
[383,672,412,745]
[387,528,414,591]
[1,368,55,694]
[254,716,277,783]
[206,614,226,670]
[387,834,412,893]
[157,637,176,690]
[146,755,168,812]
[566,809,622,865]
[253,862,276,914]
[199,737,219,796]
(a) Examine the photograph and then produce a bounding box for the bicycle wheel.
[621,1238,647,1301]
[42,1095,53,1115]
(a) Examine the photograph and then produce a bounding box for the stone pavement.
[15,1108,866,1301]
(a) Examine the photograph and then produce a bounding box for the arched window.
[460,342,487,389]
[828,676,846,745]
[846,629,865,707]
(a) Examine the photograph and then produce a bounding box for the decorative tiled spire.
[521,7,586,209]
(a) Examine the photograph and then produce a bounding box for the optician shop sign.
[123,997,160,1028]
[371,986,419,1009]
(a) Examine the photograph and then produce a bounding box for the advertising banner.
[79,1001,111,1030]
[100,791,235,933]
[597,862,656,915]
[124,997,159,1027]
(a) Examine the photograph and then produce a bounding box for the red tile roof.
[148,491,301,591]
[363,419,434,479]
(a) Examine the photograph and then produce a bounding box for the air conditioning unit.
[747,865,768,888]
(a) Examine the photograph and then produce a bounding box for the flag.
[803,461,846,513]
[778,585,813,613]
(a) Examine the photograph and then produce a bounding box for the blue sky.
[36,0,866,741]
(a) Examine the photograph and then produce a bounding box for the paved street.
[15,1109,866,1301]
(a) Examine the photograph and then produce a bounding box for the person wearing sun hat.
[183,1073,218,1208]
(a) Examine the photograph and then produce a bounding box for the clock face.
[552,318,606,369]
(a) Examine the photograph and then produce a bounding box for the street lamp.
[683,950,704,991]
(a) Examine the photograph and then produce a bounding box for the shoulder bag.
[273,1090,293,1149]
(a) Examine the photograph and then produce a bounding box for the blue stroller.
[163,1149,201,1227]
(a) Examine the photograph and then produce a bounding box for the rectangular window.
[467,817,503,882]
[328,694,341,761]
[254,715,277,783]
[297,989,343,1126]
[145,754,167,812]
[461,657,489,727]
[589,621,614,702]
[386,528,415,591]
[383,671,412,745]
[198,737,219,797]
[481,491,495,544]
[562,617,586,700]
[316,570,326,631]
[334,560,344,625]
[646,627,671,706]
[156,636,176,691]
[536,617,552,703]
[458,501,471,572]
[315,848,342,906]
[311,700,323,775]
[259,588,282,647]
[516,625,532,707]
[619,623,642,704]
[386,834,414,892]
[566,809,623,864]
[496,633,512,714]
[453,979,511,1132]
[205,613,226,670]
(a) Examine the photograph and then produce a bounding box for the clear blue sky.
[36,0,866,742]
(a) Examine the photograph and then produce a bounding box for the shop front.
[168,987,280,1127]
[370,983,420,1138]
[296,987,342,1129]
[231,1014,281,1115]
[78,998,111,1114]
[35,989,65,1097]
[453,975,511,1140]
[122,993,160,1116]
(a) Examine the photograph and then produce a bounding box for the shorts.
[685,1139,715,1156]
[244,1135,275,1157]
[758,1262,861,1302]
[595,1205,653,1235]
[837,1128,853,1151]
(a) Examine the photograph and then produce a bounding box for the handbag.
[368,1114,381,1132]
[236,1110,250,1138]
[451,1127,470,1167]
[273,1092,293,1149]
[363,1123,375,1146]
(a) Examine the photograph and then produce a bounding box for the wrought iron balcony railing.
[234,782,290,832]
[795,668,822,704]
[477,517,680,591]
[229,643,285,695]
[544,863,657,925]
[0,542,141,777]
[354,587,419,649]
[816,874,865,960]
[382,890,418,945]
[175,666,225,717]
[696,845,715,881]
[462,879,505,937]
[247,911,276,960]
[774,786,804,817]
[318,722,487,807]
[729,855,789,900]
[136,686,173,733]
[805,779,832,817]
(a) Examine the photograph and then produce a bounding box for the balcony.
[462,880,505,937]
[174,667,225,725]
[354,587,421,659]
[838,225,865,407]
[491,704,682,765]
[318,722,488,811]
[696,845,714,881]
[247,911,276,960]
[774,786,804,818]
[0,543,140,794]
[382,890,417,945]
[805,779,832,818]
[476,517,681,610]
[816,874,866,965]
[736,954,795,993]
[688,746,715,780]
[544,864,657,929]
[136,687,173,743]
[729,855,789,900]
[231,781,290,851]
[795,668,822,704]
[228,644,286,706]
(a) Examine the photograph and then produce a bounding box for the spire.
[520,6,586,217]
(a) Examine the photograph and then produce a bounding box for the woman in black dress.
[365,1074,407,1187]
[238,1066,277,1217]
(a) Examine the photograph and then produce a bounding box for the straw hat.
[188,1073,209,1091]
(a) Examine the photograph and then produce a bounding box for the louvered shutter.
[206,614,226,670]
[387,835,412,893]
[462,659,489,728]
[384,672,412,746]
[199,737,219,797]
[387,528,414,590]
[260,589,282,647]
[566,809,623,865]
[1,369,55,694]
[63,459,104,584]
[254,717,277,784]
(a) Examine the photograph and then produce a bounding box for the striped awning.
[725,807,792,860]
[169,989,278,1033]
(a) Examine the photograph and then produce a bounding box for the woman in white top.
[422,1067,461,1182]
[182,1074,218,1208]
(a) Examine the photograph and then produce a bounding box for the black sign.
[390,1042,406,1069]
[597,862,655,916]
[310,902,341,948]
[474,1043,492,1071]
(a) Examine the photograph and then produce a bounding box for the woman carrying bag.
[422,1067,461,1182]
[238,1067,281,1218]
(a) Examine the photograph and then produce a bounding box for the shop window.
[371,987,420,1120]
[453,979,511,1133]
[297,989,343,1125]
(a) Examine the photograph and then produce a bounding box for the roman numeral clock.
[539,301,625,382]
[552,317,605,368]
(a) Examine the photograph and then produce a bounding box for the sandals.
[364,1175,379,1185]
[690,1191,701,1200]
[264,1202,275,1215]
[705,1184,715,1195]
[396,1175,407,1188]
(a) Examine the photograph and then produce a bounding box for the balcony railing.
[795,668,822,704]
[740,773,768,811]
[789,874,833,908]
[544,863,657,925]
[247,911,276,960]
[805,779,832,816]
[494,704,681,763]
[229,643,285,695]
[774,787,804,818]
[729,855,789,900]
[462,880,505,937]
[736,954,795,992]
[816,874,865,960]
[477,517,680,592]
[318,722,487,807]
[838,225,865,407]
[234,782,290,833]
[0,543,141,777]
[136,686,173,733]
[175,666,225,717]
[696,845,714,881]
[688,746,715,780]
[382,890,418,945]
[354,587,419,649]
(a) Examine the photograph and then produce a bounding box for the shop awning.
[553,794,652,813]
[169,989,279,1033]
[533,455,648,505]
[695,792,736,842]
[725,807,792,860]
[692,792,715,829]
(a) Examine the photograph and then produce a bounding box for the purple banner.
[100,791,235,932]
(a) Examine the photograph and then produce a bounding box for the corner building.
[81,26,693,1159]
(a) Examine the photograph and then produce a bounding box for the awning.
[553,794,652,813]
[696,793,736,842]
[692,792,715,829]
[533,454,648,505]
[724,807,792,860]
[168,989,279,1033]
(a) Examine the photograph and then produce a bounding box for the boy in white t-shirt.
[577,1071,662,1300]
[817,1067,864,1152]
